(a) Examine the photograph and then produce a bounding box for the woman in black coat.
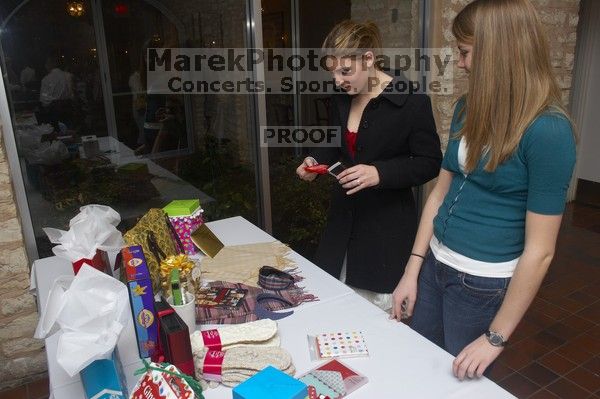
[296,20,442,308]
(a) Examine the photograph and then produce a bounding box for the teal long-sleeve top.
[433,101,576,263]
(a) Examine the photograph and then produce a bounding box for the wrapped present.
[80,352,127,399]
[124,208,181,292]
[163,200,204,255]
[121,246,159,359]
[34,264,131,387]
[43,204,123,274]
[131,360,204,399]
[232,366,307,399]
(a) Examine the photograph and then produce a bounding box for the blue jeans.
[411,251,510,359]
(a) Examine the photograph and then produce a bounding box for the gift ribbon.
[165,213,185,253]
[146,230,166,266]
[134,358,205,399]
[202,350,226,382]
[159,254,195,292]
[201,329,223,351]
[257,266,296,291]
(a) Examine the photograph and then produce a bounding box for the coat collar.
[379,71,411,107]
[334,69,411,113]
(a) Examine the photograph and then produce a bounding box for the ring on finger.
[356,178,361,186]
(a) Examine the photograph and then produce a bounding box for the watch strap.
[485,330,508,347]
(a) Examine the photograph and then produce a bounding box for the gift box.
[130,362,202,399]
[154,298,195,378]
[80,351,127,399]
[73,248,110,275]
[163,200,204,255]
[44,205,123,273]
[121,246,159,359]
[232,366,307,399]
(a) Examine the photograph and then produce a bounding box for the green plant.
[179,135,257,222]
[270,155,331,258]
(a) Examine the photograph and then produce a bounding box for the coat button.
[362,120,369,129]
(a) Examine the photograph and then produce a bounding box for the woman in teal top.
[390,0,576,379]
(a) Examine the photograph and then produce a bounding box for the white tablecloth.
[31,216,514,399]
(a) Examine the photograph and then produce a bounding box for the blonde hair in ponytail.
[452,0,572,172]
[322,20,383,70]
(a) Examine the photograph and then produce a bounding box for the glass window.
[0,0,259,258]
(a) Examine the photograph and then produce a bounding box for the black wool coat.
[310,76,442,293]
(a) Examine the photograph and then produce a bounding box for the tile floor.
[0,202,598,399]
[490,202,600,398]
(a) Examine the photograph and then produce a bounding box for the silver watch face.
[488,331,504,346]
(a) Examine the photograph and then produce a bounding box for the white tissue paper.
[43,204,124,262]
[34,265,131,377]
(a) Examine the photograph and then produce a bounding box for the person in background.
[38,56,74,129]
[296,20,442,311]
[39,56,73,107]
[390,0,576,380]
[20,63,36,89]
[129,50,147,152]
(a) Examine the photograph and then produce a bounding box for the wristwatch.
[485,330,508,347]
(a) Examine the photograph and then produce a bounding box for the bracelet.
[410,253,426,260]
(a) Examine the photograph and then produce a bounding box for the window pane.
[1,0,258,258]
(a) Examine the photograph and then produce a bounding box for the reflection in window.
[1,0,258,258]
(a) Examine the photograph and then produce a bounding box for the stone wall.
[0,126,46,390]
[351,0,420,48]
[430,0,581,149]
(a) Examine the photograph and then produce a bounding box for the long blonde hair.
[322,20,383,70]
[452,0,571,172]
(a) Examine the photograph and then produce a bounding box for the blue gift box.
[80,352,127,399]
[232,366,307,399]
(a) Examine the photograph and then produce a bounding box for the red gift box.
[72,249,110,275]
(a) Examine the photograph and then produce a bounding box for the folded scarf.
[196,279,318,324]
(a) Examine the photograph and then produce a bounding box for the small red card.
[304,164,329,174]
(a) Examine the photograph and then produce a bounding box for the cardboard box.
[232,366,307,399]
[163,199,201,216]
[121,246,158,359]
[80,352,127,399]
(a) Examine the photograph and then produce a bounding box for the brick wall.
[0,127,46,390]
[351,0,420,48]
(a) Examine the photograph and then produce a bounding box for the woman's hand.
[453,335,504,380]
[390,273,418,321]
[338,164,380,194]
[296,157,318,181]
